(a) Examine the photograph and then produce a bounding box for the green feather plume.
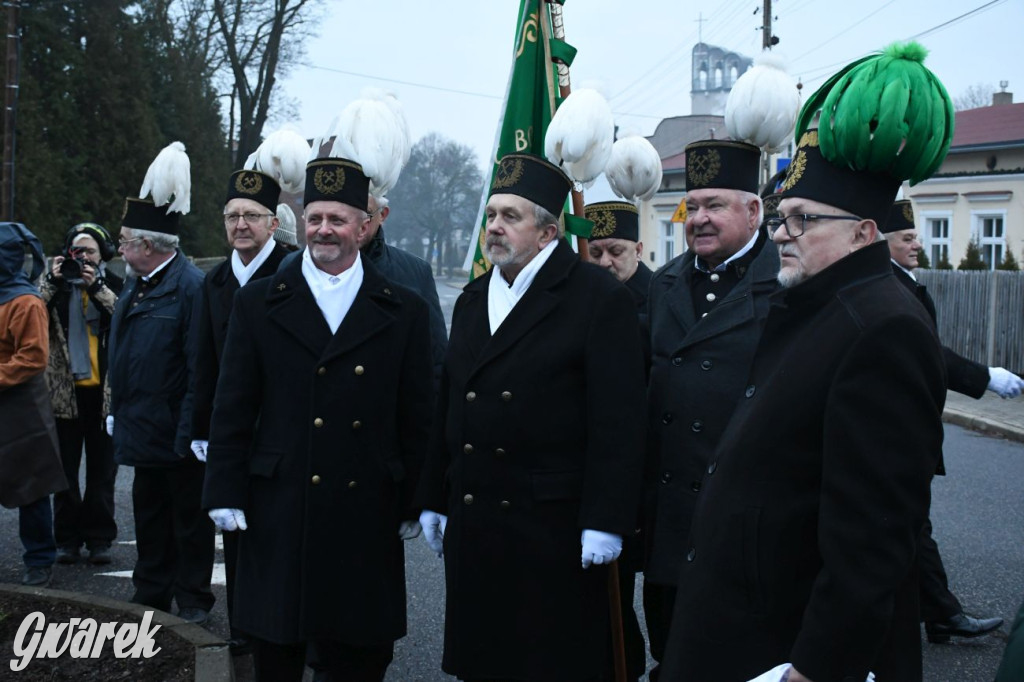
[795,41,955,185]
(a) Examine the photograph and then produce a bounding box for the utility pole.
[2,0,19,221]
[761,0,779,50]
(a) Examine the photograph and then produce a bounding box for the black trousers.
[54,385,117,550]
[254,638,393,682]
[642,579,676,682]
[130,460,215,613]
[918,517,963,622]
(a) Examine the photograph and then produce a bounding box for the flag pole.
[547,7,626,679]
[548,2,592,263]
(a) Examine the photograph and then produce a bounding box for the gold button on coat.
[463,494,474,505]
[311,475,321,485]
[314,417,324,428]
[354,365,364,375]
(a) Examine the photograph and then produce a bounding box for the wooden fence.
[916,270,1024,374]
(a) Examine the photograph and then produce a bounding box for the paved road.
[0,276,1020,680]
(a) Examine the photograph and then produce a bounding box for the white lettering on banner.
[9,611,162,672]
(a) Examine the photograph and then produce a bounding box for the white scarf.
[301,248,363,334]
[487,240,557,335]
[231,237,277,287]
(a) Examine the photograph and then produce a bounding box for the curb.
[0,583,234,681]
[943,407,1024,444]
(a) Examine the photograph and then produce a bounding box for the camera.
[58,245,91,284]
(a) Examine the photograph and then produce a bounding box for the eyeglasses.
[223,212,274,226]
[765,214,862,238]
[118,237,143,247]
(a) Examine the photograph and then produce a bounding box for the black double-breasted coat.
[202,255,433,646]
[644,236,779,585]
[190,243,289,440]
[416,240,647,681]
[661,243,945,682]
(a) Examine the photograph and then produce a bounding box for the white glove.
[398,520,422,540]
[190,440,209,462]
[987,367,1024,398]
[581,529,622,569]
[419,510,448,556]
[208,508,247,532]
[746,664,875,682]
[105,415,114,437]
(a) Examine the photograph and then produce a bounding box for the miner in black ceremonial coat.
[661,129,946,682]
[202,157,433,682]
[416,153,647,682]
[583,199,656,681]
[189,167,290,654]
[883,199,1012,645]
[641,140,779,679]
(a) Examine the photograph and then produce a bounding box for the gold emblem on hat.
[314,167,346,195]
[782,152,806,191]
[492,157,524,190]
[687,149,721,188]
[235,171,263,195]
[590,210,616,238]
[797,130,819,148]
[902,202,914,224]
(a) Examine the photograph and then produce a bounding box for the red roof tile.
[950,102,1024,148]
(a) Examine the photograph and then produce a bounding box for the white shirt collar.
[487,239,558,334]
[892,259,917,281]
[231,237,277,287]
[695,229,759,273]
[142,252,176,282]
[300,248,364,334]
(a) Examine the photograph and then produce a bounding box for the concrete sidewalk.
[944,390,1024,443]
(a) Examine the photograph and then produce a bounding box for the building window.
[661,221,676,262]
[975,214,1005,269]
[924,215,950,266]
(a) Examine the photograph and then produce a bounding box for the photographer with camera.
[37,223,123,566]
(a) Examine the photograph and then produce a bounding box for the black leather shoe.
[926,612,1004,643]
[87,546,112,565]
[22,566,52,587]
[177,607,210,625]
[56,546,81,565]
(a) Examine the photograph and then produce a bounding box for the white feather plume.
[139,141,191,214]
[246,128,311,194]
[318,88,411,198]
[605,135,663,203]
[544,88,615,187]
[725,52,800,152]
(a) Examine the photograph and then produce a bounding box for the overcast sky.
[278,0,1022,172]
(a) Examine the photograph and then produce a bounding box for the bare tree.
[387,134,484,275]
[953,83,996,111]
[211,0,321,167]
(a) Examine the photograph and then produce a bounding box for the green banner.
[466,0,560,281]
